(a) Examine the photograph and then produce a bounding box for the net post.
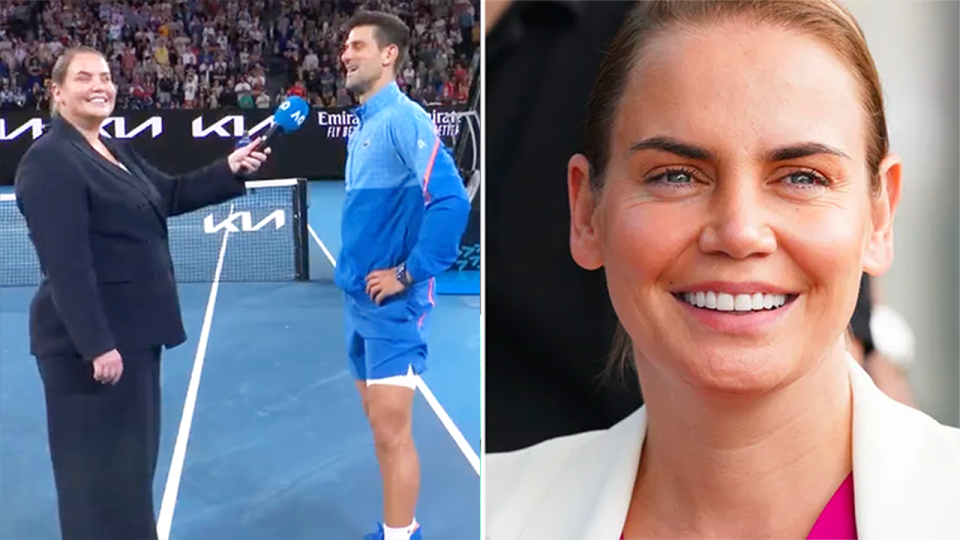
[293,178,310,281]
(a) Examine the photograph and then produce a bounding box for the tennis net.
[0,178,310,288]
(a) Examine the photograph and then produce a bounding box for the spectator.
[183,71,199,107]
[256,90,271,108]
[287,79,307,98]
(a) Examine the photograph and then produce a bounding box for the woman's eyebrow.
[766,142,850,161]
[630,136,850,162]
[630,136,713,161]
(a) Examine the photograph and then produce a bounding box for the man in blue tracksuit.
[337,11,471,540]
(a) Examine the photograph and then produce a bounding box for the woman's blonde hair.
[587,0,889,374]
[49,46,107,117]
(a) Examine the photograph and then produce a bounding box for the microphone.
[236,96,310,150]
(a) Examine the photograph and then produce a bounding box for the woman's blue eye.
[644,168,699,187]
[787,171,823,185]
[665,171,693,183]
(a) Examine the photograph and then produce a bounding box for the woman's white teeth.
[683,292,787,312]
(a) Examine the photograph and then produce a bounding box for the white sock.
[383,518,417,540]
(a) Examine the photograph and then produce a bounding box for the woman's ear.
[862,154,902,276]
[568,154,604,270]
[51,84,61,107]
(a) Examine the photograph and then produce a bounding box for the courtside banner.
[0,105,470,185]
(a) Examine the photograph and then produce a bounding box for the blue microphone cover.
[273,96,309,133]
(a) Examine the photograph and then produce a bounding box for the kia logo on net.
[203,210,286,233]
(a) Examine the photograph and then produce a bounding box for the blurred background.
[846,0,959,427]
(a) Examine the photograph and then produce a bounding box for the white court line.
[307,223,480,475]
[416,378,480,475]
[156,204,233,540]
[307,223,337,267]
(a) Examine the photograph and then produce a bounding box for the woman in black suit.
[13,46,270,540]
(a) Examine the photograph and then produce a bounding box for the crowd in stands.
[0,0,479,112]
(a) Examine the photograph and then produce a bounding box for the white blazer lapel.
[516,408,646,540]
[578,408,647,539]
[847,355,960,540]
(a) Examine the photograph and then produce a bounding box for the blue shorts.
[343,292,431,381]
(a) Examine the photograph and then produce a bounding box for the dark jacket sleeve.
[14,149,116,360]
[122,147,247,217]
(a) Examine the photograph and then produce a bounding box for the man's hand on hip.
[365,268,407,305]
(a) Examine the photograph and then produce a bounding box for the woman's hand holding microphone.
[228,137,271,174]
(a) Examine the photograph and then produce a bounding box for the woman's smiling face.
[568,20,901,393]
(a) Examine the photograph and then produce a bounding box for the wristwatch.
[396,262,413,288]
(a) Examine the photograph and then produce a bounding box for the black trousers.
[36,347,162,540]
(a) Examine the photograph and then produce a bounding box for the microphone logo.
[275,96,309,133]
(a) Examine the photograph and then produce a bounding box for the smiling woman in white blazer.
[485,1,960,539]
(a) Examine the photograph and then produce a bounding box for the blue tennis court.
[0,180,480,539]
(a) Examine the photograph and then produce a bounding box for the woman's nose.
[698,179,778,259]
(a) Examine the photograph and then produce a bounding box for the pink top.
[620,473,857,539]
[806,472,857,539]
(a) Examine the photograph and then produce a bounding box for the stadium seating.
[0,0,479,111]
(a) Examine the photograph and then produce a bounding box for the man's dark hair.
[346,11,410,70]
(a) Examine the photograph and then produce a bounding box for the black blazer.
[14,117,247,360]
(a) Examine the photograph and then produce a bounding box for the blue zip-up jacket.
[335,81,470,306]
